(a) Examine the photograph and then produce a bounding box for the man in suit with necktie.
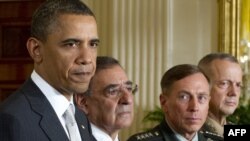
[0,0,99,141]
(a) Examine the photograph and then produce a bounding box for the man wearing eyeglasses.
[198,53,243,137]
[75,56,138,141]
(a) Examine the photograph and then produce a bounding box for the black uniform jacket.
[127,121,223,141]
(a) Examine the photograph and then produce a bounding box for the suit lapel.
[39,109,69,141]
[75,107,95,141]
[23,78,69,141]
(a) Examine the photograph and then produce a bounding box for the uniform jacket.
[202,117,224,137]
[0,78,96,141]
[201,116,233,139]
[127,121,223,141]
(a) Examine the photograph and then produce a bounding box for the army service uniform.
[127,121,223,141]
[201,116,233,139]
[201,117,224,137]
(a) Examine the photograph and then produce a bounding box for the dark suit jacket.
[0,78,96,141]
[127,121,223,141]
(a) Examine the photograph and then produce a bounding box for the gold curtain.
[218,0,241,58]
[239,0,250,105]
[239,0,250,62]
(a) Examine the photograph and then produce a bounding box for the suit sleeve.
[0,113,21,141]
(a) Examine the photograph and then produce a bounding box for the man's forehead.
[93,69,128,86]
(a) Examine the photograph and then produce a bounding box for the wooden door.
[0,0,44,102]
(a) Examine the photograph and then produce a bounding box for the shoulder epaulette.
[200,130,224,141]
[127,130,163,141]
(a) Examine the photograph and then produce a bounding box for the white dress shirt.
[31,70,78,138]
[91,123,119,141]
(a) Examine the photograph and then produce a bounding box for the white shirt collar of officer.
[175,132,198,141]
[165,118,198,141]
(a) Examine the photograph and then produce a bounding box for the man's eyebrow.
[104,84,119,90]
[178,90,190,94]
[124,81,133,85]
[104,81,132,89]
[60,38,81,44]
[60,38,100,44]
[91,38,100,43]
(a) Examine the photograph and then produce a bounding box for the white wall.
[170,0,218,66]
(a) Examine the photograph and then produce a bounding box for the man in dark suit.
[75,56,138,141]
[0,0,100,141]
[128,64,223,141]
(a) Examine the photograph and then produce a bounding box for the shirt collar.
[31,70,74,117]
[175,132,198,141]
[91,123,119,141]
[165,118,198,141]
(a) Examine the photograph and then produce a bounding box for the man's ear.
[159,93,168,112]
[75,94,89,114]
[26,37,42,63]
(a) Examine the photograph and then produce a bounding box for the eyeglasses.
[215,80,243,90]
[103,81,138,98]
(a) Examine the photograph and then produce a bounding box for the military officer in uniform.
[127,121,223,141]
[198,53,242,137]
[128,64,223,141]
